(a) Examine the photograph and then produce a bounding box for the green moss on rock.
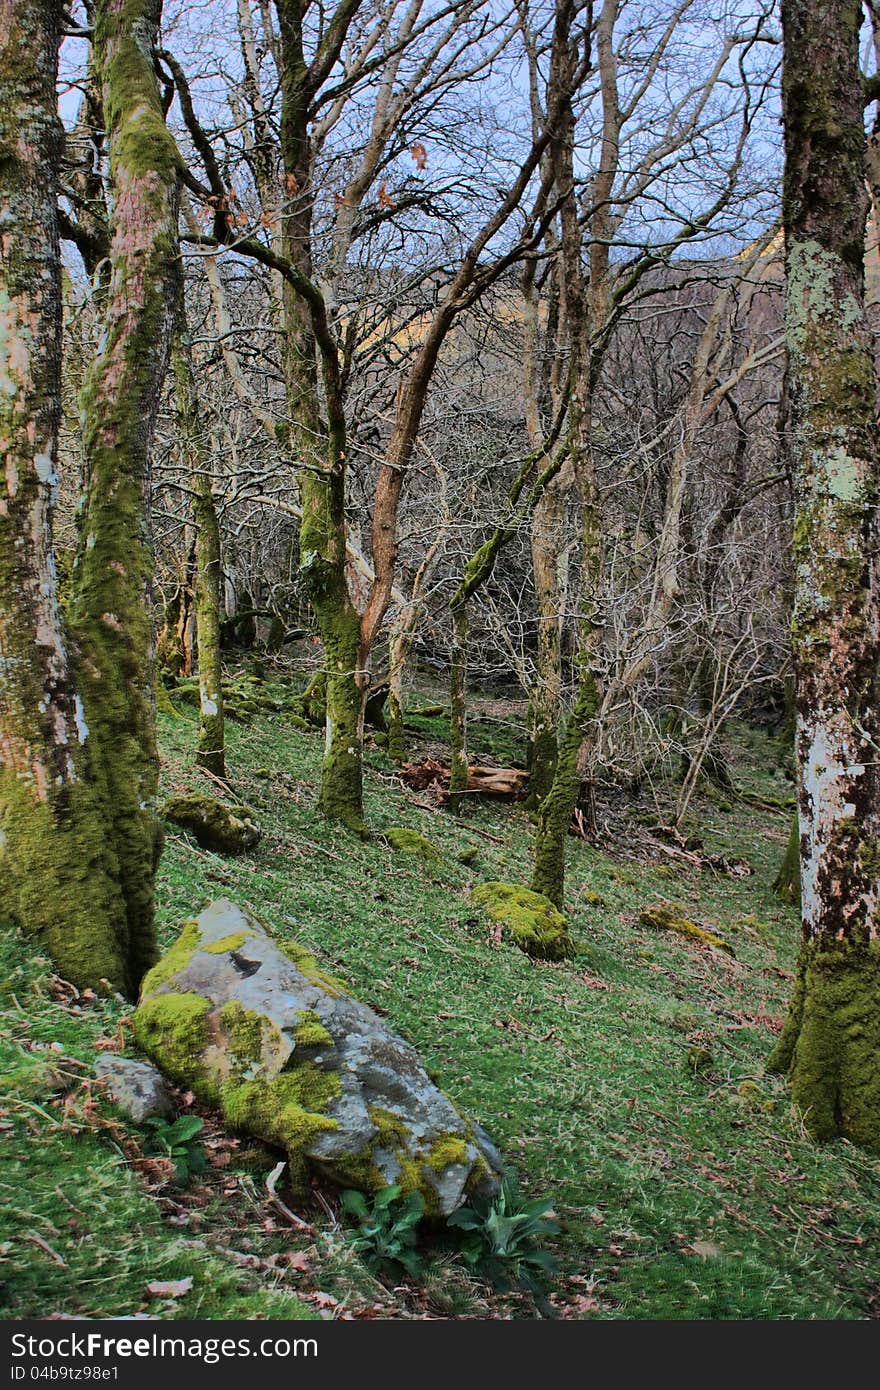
[162,794,261,855]
[368,1105,410,1149]
[221,1071,339,1183]
[132,992,211,1085]
[470,881,576,961]
[139,920,201,995]
[217,999,285,1078]
[383,827,444,862]
[423,1133,469,1172]
[277,940,345,996]
[640,905,735,957]
[293,1010,334,1048]
[203,931,249,954]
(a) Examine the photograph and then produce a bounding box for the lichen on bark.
[771,0,880,1148]
[67,0,183,986]
[0,0,137,992]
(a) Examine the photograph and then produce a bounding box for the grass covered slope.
[3,695,880,1319]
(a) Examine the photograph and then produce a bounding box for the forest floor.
[3,673,880,1320]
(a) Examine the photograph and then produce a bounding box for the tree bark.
[774,814,801,906]
[767,0,880,1149]
[447,602,470,814]
[70,0,181,987]
[527,479,567,808]
[172,318,226,779]
[0,0,134,991]
[529,2,602,908]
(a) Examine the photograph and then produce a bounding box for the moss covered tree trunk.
[529,496,601,908]
[275,2,370,835]
[69,0,182,986]
[172,320,225,778]
[300,465,368,836]
[0,0,137,991]
[766,0,880,1149]
[448,602,470,815]
[774,813,801,906]
[529,9,602,910]
[527,480,567,809]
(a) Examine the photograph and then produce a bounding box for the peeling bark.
[70,0,182,985]
[0,0,132,990]
[768,0,880,1149]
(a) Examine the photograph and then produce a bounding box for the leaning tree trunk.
[172,319,225,778]
[0,0,133,991]
[69,0,181,987]
[767,0,880,1149]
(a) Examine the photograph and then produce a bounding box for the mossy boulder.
[133,900,501,1214]
[382,827,444,862]
[470,881,576,961]
[639,905,735,957]
[162,795,261,856]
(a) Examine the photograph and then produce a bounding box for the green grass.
[3,695,880,1319]
[0,938,317,1319]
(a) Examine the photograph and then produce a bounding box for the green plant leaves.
[446,1175,560,1296]
[340,1184,427,1281]
[143,1114,207,1186]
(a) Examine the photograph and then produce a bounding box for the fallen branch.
[400,758,528,800]
[265,1161,314,1233]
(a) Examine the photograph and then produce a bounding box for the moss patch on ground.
[639,904,736,957]
[382,827,444,862]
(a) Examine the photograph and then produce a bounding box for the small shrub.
[446,1174,559,1297]
[143,1115,207,1186]
[340,1184,426,1280]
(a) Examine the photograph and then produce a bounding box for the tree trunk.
[530,498,602,908]
[774,814,801,906]
[173,320,225,779]
[275,7,369,835]
[527,480,566,809]
[529,5,602,909]
[767,0,880,1149]
[0,0,134,992]
[69,0,181,987]
[448,602,470,815]
[386,626,409,765]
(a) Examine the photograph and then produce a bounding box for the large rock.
[94,1056,175,1123]
[163,795,261,855]
[133,900,502,1215]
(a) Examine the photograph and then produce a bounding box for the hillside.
[2,684,879,1321]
